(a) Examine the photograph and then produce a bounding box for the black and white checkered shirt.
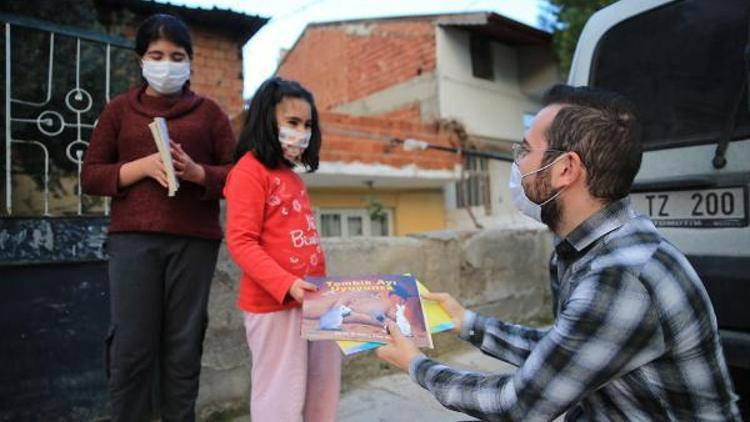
[409,197,741,421]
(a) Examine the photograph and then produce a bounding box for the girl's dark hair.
[235,77,322,172]
[135,14,193,58]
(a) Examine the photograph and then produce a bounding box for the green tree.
[543,0,618,78]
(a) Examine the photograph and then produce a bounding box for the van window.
[590,0,750,150]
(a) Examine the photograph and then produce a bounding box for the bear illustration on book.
[302,274,431,347]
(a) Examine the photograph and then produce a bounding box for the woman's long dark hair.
[135,14,193,59]
[235,77,321,172]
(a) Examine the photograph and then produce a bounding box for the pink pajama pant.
[243,307,342,422]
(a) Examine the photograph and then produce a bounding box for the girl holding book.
[224,77,341,421]
[81,13,235,421]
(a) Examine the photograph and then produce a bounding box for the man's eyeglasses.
[511,143,567,163]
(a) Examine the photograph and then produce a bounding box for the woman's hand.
[288,278,317,303]
[138,152,168,187]
[119,152,167,189]
[171,141,205,185]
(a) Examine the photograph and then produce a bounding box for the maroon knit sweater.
[81,84,236,240]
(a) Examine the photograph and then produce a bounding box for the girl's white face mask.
[508,155,567,223]
[279,126,311,162]
[142,60,191,95]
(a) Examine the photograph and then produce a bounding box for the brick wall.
[277,19,436,112]
[276,26,349,112]
[319,112,458,170]
[189,28,245,118]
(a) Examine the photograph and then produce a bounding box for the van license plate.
[631,187,747,228]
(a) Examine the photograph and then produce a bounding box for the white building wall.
[436,26,558,229]
[436,27,542,141]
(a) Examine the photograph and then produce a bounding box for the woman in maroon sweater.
[81,14,235,421]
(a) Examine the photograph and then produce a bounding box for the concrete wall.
[196,227,554,419]
[518,44,561,101]
[333,72,439,122]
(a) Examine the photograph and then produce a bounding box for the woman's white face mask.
[278,126,311,162]
[508,155,567,223]
[141,60,191,95]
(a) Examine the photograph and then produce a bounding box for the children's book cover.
[336,278,455,355]
[302,274,433,348]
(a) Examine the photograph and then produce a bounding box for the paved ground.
[230,345,515,422]
[336,347,513,422]
[231,342,566,422]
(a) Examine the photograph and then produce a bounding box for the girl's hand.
[289,278,317,303]
[137,152,168,188]
[421,292,466,332]
[171,141,205,184]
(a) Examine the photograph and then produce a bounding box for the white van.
[569,0,749,415]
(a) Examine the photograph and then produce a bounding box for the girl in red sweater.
[81,14,235,421]
[224,77,341,421]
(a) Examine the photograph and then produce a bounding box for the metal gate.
[0,12,136,420]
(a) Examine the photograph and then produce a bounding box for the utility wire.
[325,127,513,162]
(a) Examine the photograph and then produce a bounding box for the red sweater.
[81,85,235,240]
[224,153,326,313]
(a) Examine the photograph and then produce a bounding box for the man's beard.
[528,171,563,232]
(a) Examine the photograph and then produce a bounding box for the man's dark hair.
[542,84,642,202]
[135,14,193,59]
[235,77,321,172]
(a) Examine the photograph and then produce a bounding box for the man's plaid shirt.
[409,197,741,421]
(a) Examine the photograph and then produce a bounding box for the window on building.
[316,208,394,238]
[456,156,491,212]
[470,33,494,81]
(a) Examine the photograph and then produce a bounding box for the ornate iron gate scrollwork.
[1,12,136,264]
[0,12,136,420]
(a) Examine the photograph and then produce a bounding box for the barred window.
[455,156,490,212]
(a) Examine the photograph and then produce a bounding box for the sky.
[157,0,547,98]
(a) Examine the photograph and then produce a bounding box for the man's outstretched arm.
[424,292,548,367]
[382,271,664,421]
[460,310,549,367]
